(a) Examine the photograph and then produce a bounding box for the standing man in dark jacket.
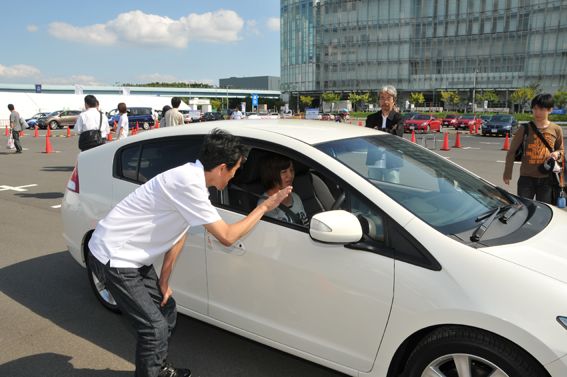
[365,85,403,137]
[8,104,24,153]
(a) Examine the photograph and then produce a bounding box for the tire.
[49,120,59,130]
[86,250,121,313]
[142,122,150,130]
[402,326,547,377]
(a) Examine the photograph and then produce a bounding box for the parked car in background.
[481,114,518,136]
[403,114,441,133]
[37,110,81,130]
[203,112,224,121]
[179,109,203,123]
[108,107,155,130]
[62,120,567,377]
[25,112,50,129]
[320,113,334,121]
[454,114,483,130]
[480,115,493,125]
[441,114,459,128]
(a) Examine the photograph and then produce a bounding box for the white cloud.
[0,64,41,78]
[266,17,280,32]
[27,24,38,33]
[42,75,104,86]
[246,20,260,36]
[48,9,245,48]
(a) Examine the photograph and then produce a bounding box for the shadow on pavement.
[0,353,131,377]
[15,191,64,199]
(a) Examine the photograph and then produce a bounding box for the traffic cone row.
[44,132,53,154]
[501,133,510,151]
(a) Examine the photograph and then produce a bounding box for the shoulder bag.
[514,124,528,161]
[78,112,104,151]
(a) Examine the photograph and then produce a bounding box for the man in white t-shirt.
[75,94,111,150]
[230,108,243,120]
[87,129,291,377]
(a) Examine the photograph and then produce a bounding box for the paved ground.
[0,125,563,376]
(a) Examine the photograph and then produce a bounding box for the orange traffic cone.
[4,126,8,137]
[155,119,160,129]
[107,132,113,141]
[411,130,416,143]
[66,126,71,138]
[136,121,139,134]
[46,127,51,138]
[440,132,451,151]
[34,126,39,138]
[501,133,510,151]
[453,132,462,148]
[357,121,363,126]
[44,133,53,154]
[19,131,24,137]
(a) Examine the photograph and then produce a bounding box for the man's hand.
[160,281,173,307]
[503,176,510,185]
[261,186,293,211]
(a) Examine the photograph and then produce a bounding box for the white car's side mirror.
[309,210,363,244]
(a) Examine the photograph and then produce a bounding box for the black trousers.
[12,130,22,152]
[517,175,554,204]
[89,254,177,377]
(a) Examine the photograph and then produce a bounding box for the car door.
[111,135,210,314]
[205,145,394,372]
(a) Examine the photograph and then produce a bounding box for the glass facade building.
[281,0,567,98]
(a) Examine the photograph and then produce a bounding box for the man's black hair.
[260,154,293,190]
[198,128,248,171]
[7,104,14,111]
[171,97,181,108]
[84,95,98,108]
[531,93,554,110]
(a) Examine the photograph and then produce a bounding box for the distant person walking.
[160,105,172,128]
[165,97,184,127]
[75,95,111,151]
[230,108,243,120]
[115,102,129,140]
[7,104,24,153]
[503,93,564,204]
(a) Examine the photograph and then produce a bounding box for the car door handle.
[206,234,246,256]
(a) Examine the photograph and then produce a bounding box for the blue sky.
[1,1,280,87]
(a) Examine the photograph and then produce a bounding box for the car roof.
[114,119,381,145]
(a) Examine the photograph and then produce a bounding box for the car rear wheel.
[86,250,120,313]
[402,326,547,377]
[142,122,150,130]
[49,121,59,130]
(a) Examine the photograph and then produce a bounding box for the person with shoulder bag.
[503,93,564,204]
[75,95,111,152]
[7,104,24,153]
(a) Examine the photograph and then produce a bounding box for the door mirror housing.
[310,210,363,244]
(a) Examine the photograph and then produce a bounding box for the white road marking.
[0,184,38,192]
[51,204,62,209]
[462,147,481,150]
[496,160,521,164]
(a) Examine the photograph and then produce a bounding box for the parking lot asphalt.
[0,124,564,376]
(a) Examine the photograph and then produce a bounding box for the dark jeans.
[517,175,554,204]
[12,130,22,152]
[89,254,177,377]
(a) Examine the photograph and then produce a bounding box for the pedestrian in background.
[7,104,24,153]
[161,105,171,127]
[115,102,129,140]
[230,107,243,120]
[165,97,184,126]
[87,129,291,377]
[365,85,403,137]
[503,93,564,204]
[75,95,111,151]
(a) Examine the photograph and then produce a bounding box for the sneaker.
[158,363,191,377]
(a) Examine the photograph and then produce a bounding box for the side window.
[141,108,151,115]
[114,136,203,183]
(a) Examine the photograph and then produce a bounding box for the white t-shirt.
[258,192,308,226]
[75,107,111,138]
[89,160,221,268]
[231,110,243,120]
[116,114,129,139]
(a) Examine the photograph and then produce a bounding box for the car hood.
[479,207,567,284]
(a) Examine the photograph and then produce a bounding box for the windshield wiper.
[471,206,505,242]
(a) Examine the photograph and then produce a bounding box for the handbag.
[6,134,15,150]
[78,112,104,151]
[514,124,528,161]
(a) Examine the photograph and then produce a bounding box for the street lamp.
[225,85,232,112]
[472,69,478,114]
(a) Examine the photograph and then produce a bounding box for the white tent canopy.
[0,92,192,121]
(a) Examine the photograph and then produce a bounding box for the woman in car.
[258,154,309,226]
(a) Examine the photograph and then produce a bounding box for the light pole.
[225,85,232,112]
[472,69,478,114]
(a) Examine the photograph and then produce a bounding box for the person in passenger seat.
[258,154,309,226]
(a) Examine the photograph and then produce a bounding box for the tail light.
[67,163,80,193]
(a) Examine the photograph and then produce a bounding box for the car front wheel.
[86,250,120,313]
[142,122,150,130]
[402,326,547,377]
[49,121,59,130]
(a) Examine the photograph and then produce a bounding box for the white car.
[246,112,280,120]
[62,120,567,377]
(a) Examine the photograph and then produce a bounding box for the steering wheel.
[331,192,346,210]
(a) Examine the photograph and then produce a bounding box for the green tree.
[553,90,567,109]
[510,87,536,113]
[476,90,499,106]
[410,92,425,106]
[300,95,314,110]
[348,92,371,111]
[440,91,461,111]
[210,99,222,111]
[321,92,341,103]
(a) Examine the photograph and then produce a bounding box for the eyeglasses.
[379,96,394,102]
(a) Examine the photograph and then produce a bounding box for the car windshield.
[316,135,512,234]
[446,114,457,119]
[48,111,60,117]
[413,114,430,120]
[460,115,474,119]
[491,115,512,122]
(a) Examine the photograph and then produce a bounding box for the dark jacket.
[365,110,403,137]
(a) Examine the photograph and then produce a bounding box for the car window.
[114,136,204,184]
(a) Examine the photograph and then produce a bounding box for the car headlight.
[504,125,511,129]
[557,316,567,330]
